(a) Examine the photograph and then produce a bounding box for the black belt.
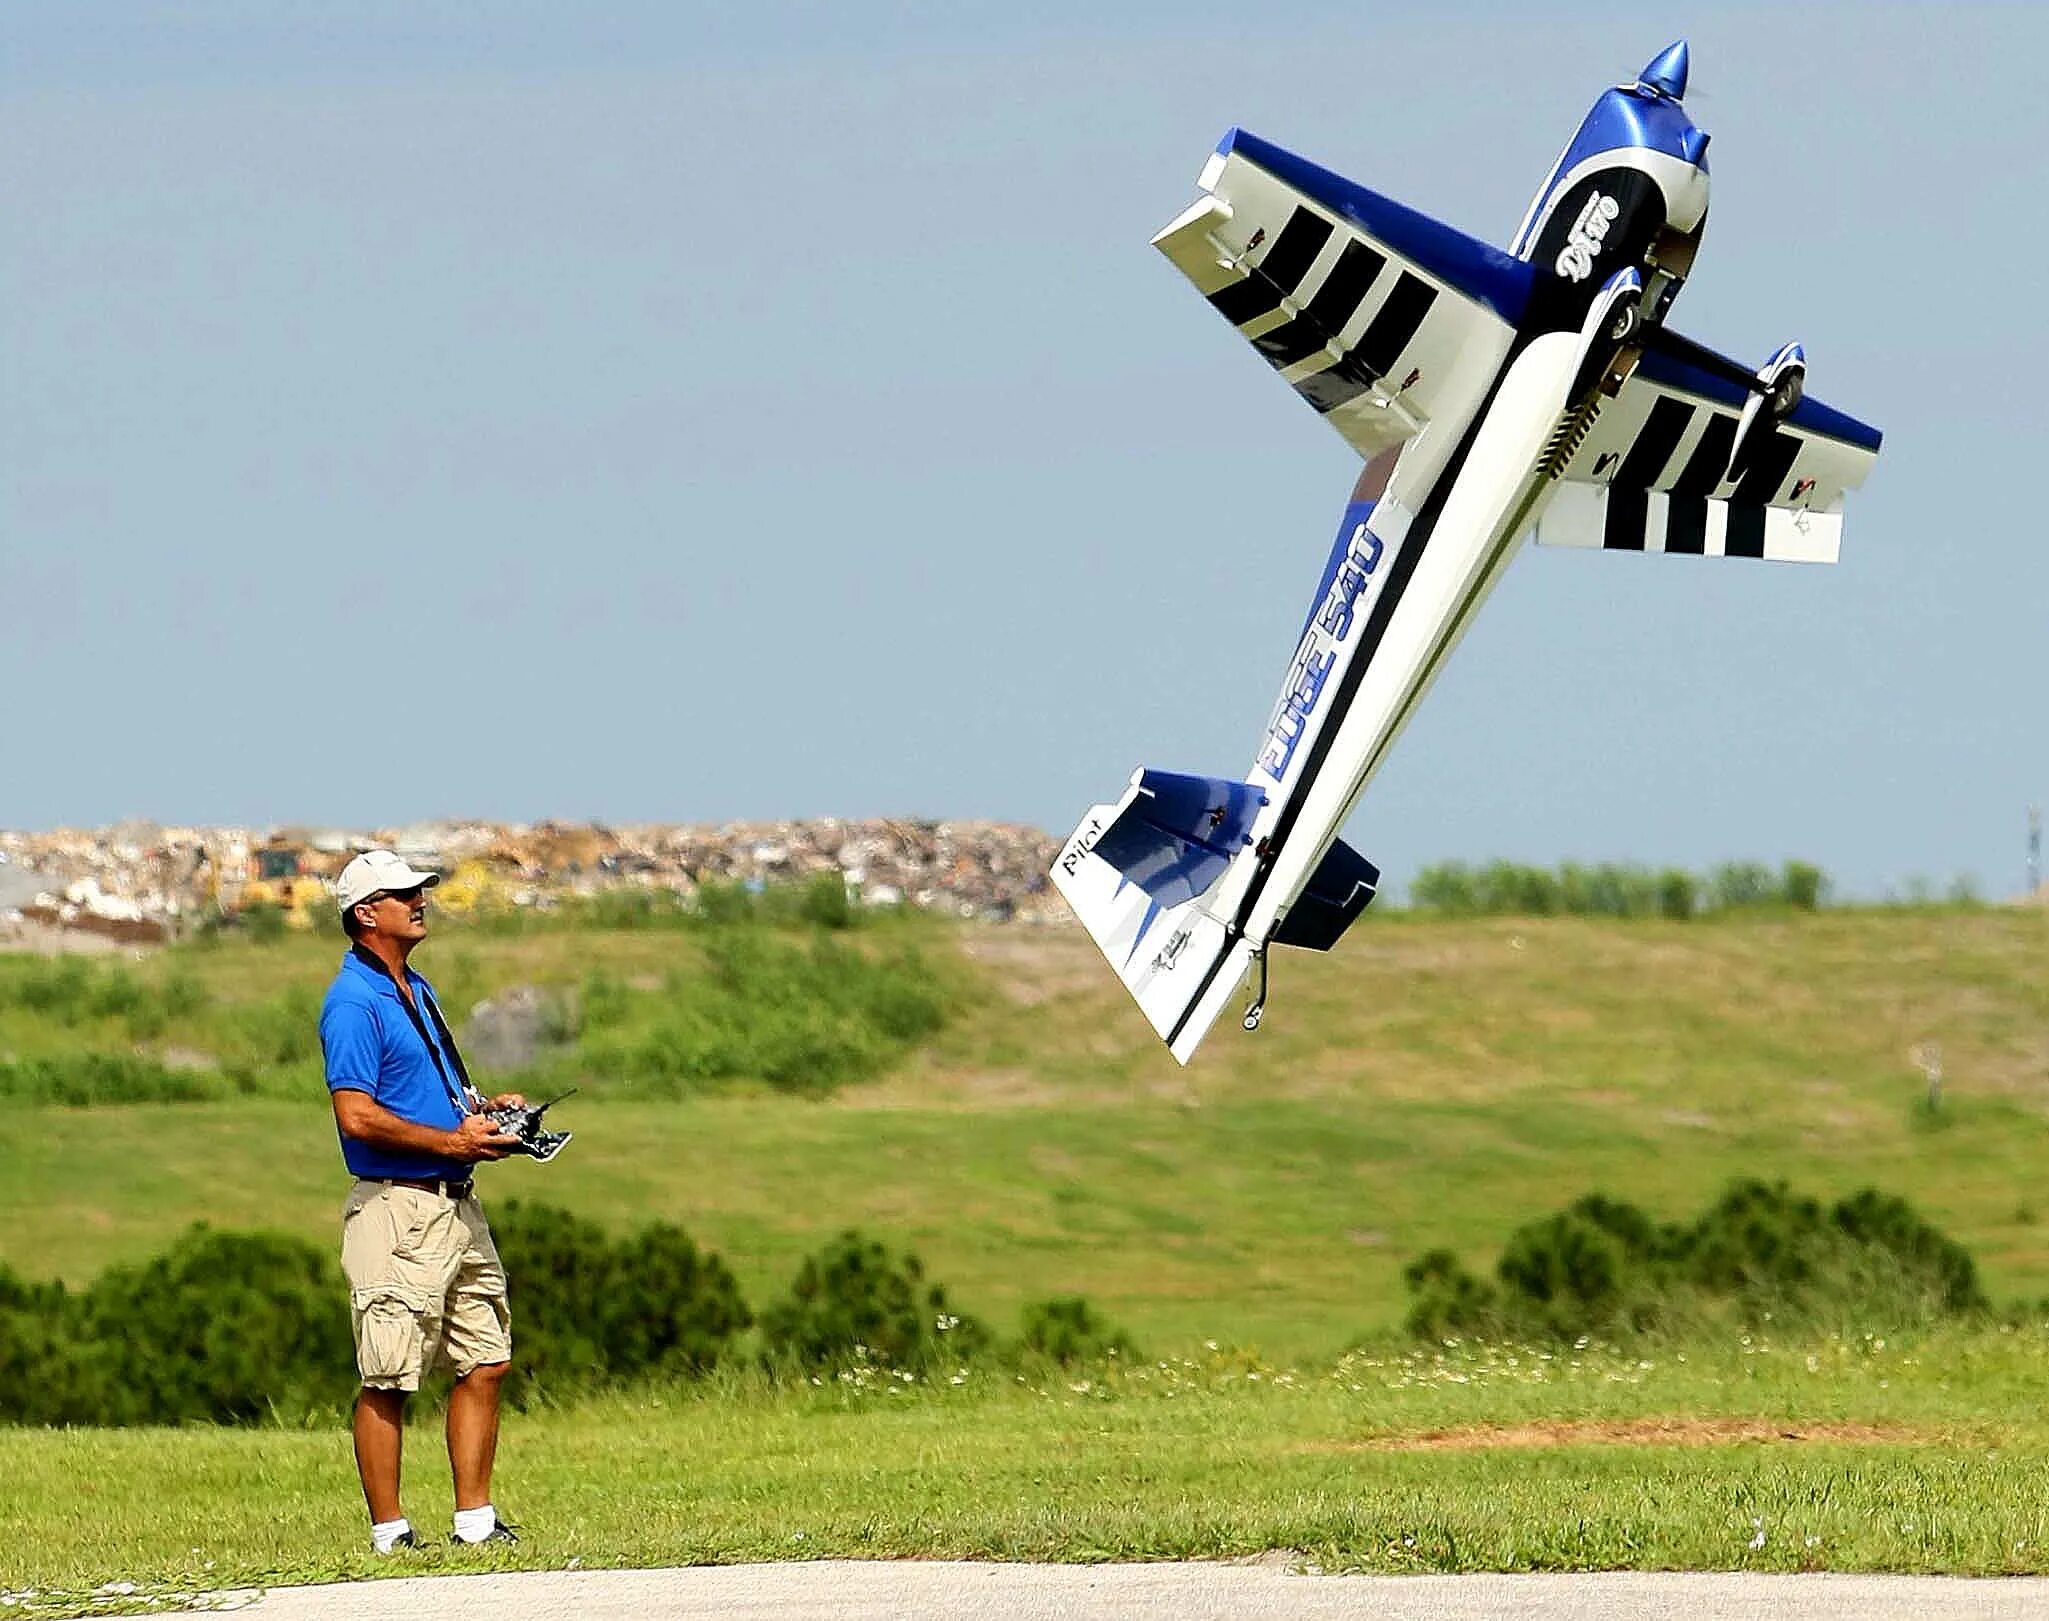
[381,1175,474,1201]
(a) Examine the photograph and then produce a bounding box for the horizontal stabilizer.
[1272,839,1380,950]
[1536,481,1839,562]
[1094,769,1267,908]
[1153,129,1525,462]
[1050,768,1261,1066]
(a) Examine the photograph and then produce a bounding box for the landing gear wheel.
[1606,299,1641,344]
[1242,950,1268,1033]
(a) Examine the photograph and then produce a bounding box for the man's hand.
[487,1092,528,1111]
[449,1114,521,1162]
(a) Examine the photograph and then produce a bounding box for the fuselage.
[1188,58,1716,1020]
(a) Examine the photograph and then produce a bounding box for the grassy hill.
[4,907,2046,1358]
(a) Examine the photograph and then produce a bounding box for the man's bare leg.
[353,1387,408,1524]
[447,1360,509,1512]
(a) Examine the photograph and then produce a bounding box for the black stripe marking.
[1252,241,1388,371]
[1299,272,1436,413]
[1259,208,1336,289]
[1733,430,1802,506]
[1295,351,1378,412]
[1207,275,1282,327]
[1665,495,1709,554]
[1603,488,1649,550]
[1724,502,1767,558]
[1205,208,1336,330]
[1613,397,1694,488]
[1350,273,1437,382]
[1671,413,1737,495]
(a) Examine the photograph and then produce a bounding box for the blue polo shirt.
[320,949,471,1181]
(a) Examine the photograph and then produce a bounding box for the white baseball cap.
[335,849,442,914]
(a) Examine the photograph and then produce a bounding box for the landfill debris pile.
[0,818,1067,944]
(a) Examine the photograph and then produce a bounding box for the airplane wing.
[1154,128,1538,460]
[1535,328,1883,563]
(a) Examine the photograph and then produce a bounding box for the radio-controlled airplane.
[1051,41,1881,1064]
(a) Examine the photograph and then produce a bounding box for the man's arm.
[332,1089,519,1162]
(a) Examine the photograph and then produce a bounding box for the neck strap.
[350,943,478,1114]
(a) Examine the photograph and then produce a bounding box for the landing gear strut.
[1242,949,1268,1032]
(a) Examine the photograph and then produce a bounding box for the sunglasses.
[369,884,429,906]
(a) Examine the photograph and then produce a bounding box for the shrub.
[1402,1180,1988,1342]
[1409,862,1480,915]
[760,1229,988,1372]
[1402,1249,1501,1342]
[1656,868,1697,920]
[0,1266,112,1426]
[0,1053,229,1105]
[2,958,94,1023]
[601,1222,756,1377]
[1404,859,1834,918]
[1707,862,1776,912]
[230,984,322,1068]
[486,1200,751,1402]
[579,967,631,1032]
[160,969,209,1017]
[1017,1297,1140,1366]
[237,902,289,942]
[691,879,757,926]
[80,1227,357,1424]
[0,959,211,1051]
[583,932,951,1095]
[1780,860,1828,911]
[757,872,856,931]
[0,1207,753,1424]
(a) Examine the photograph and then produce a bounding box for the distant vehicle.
[230,838,331,927]
[1052,42,1881,1064]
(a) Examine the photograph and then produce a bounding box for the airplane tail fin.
[1272,839,1381,949]
[1050,768,1266,1063]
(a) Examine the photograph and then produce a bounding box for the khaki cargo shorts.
[341,1179,512,1391]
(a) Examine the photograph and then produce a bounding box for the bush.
[758,872,856,931]
[230,984,322,1068]
[0,958,213,1056]
[160,969,209,1017]
[1656,868,1697,920]
[1403,1180,1988,1342]
[0,958,94,1023]
[1405,859,1835,919]
[237,902,289,942]
[1017,1297,1140,1366]
[1401,1249,1502,1343]
[760,1229,988,1372]
[80,1227,357,1424]
[0,1205,754,1425]
[0,1266,112,1426]
[1780,860,1828,911]
[583,932,951,1095]
[1707,862,1776,912]
[602,1222,757,1377]
[0,1053,231,1105]
[486,1200,751,1402]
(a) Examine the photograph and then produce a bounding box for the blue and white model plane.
[1051,42,1881,1064]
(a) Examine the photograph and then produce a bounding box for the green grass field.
[8,1329,2049,1609]
[5,909,2048,1353]
[4,906,2048,1605]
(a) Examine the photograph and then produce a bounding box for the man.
[321,847,525,1554]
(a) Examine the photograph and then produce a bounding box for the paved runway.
[163,1562,2049,1618]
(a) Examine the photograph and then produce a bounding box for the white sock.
[370,1517,412,1553]
[452,1504,497,1543]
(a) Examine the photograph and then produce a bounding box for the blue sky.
[4,2,2042,898]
